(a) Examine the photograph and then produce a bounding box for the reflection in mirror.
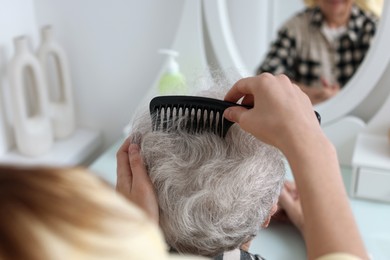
[227,0,383,105]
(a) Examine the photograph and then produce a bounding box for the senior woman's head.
[130,86,286,257]
[304,0,382,20]
[304,0,355,27]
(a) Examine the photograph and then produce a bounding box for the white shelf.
[0,128,102,167]
[352,134,390,170]
[351,133,390,203]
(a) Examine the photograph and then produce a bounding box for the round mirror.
[204,0,390,125]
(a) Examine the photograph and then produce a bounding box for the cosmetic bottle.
[8,36,53,157]
[37,25,75,139]
[158,49,187,95]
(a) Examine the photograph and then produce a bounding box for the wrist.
[279,130,333,158]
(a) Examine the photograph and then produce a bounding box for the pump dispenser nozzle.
[158,49,180,74]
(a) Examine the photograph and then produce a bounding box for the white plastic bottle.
[8,36,53,157]
[158,49,187,95]
[37,25,75,139]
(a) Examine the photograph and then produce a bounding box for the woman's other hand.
[278,181,304,234]
[116,138,159,223]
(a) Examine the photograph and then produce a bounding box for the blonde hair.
[303,0,383,17]
[0,166,204,260]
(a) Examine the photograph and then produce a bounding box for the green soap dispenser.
[158,49,187,95]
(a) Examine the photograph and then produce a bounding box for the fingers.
[279,189,297,218]
[127,144,160,223]
[224,73,271,102]
[279,183,298,211]
[241,94,254,106]
[224,106,248,123]
[128,144,152,191]
[116,137,132,191]
[284,181,299,199]
[224,77,253,103]
[279,184,304,233]
[278,187,294,210]
[224,73,321,150]
[116,138,151,198]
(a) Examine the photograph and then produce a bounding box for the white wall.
[33,0,184,151]
[30,0,304,154]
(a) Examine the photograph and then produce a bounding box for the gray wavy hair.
[130,82,285,257]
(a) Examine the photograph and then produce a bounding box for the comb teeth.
[150,104,230,137]
[149,96,243,137]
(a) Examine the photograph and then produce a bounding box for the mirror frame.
[203,0,390,125]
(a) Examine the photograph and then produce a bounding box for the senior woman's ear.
[261,204,279,228]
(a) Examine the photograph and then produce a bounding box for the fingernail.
[129,144,140,155]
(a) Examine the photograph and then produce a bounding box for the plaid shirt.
[257,5,378,87]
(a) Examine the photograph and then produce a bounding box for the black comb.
[149,95,321,138]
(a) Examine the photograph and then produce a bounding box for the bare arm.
[223,73,368,260]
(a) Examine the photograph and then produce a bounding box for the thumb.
[224,106,248,123]
[128,144,159,223]
[128,144,151,189]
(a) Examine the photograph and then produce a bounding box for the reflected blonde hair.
[303,0,383,17]
[0,166,202,260]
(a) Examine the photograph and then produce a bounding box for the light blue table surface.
[90,138,390,260]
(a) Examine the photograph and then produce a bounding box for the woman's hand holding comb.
[223,73,323,154]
